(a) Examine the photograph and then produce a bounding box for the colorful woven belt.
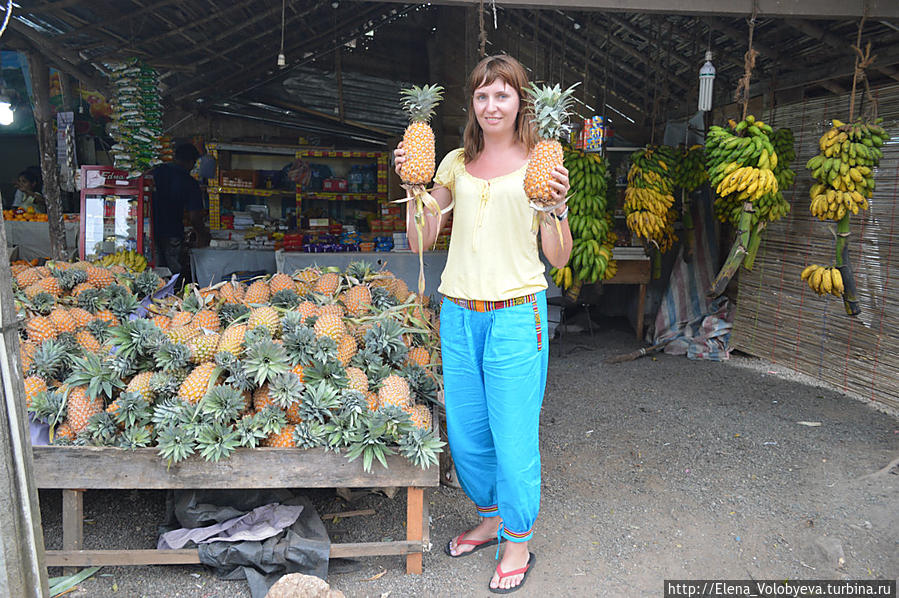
[445,294,537,312]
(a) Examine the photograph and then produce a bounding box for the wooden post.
[61,490,84,576]
[405,487,424,574]
[0,212,49,597]
[25,51,67,261]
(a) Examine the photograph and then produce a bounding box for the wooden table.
[603,249,652,339]
[33,446,439,574]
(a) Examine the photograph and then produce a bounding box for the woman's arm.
[394,142,454,252]
[540,165,573,268]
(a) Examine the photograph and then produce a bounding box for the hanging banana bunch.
[800,117,886,314]
[672,145,707,262]
[705,115,791,296]
[550,147,616,291]
[624,145,677,278]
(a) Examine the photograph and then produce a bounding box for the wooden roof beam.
[785,18,899,83]
[606,14,694,72]
[702,16,782,64]
[5,21,109,92]
[55,0,183,39]
[4,30,108,93]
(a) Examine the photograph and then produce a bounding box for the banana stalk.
[707,202,753,297]
[743,220,768,270]
[835,214,860,316]
[681,189,695,264]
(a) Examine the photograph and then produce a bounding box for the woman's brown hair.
[462,54,537,163]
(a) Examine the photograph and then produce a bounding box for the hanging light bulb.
[277,53,286,67]
[277,0,287,67]
[698,50,716,112]
[0,99,13,126]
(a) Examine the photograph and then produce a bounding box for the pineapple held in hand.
[524,82,579,208]
[398,84,444,186]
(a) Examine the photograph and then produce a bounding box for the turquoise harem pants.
[439,291,549,543]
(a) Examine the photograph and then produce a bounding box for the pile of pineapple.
[22,260,444,472]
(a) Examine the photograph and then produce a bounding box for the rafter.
[785,18,899,83]
[5,23,108,92]
[56,0,182,39]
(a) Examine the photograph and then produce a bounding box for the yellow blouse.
[433,148,547,301]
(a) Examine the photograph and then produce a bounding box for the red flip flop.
[443,529,499,558]
[488,552,536,594]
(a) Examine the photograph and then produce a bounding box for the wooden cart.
[33,446,438,574]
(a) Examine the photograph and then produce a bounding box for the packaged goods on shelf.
[105,59,164,177]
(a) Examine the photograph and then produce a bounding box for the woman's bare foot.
[490,540,530,591]
[447,515,501,556]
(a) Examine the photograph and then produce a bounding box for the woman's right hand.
[393,141,406,177]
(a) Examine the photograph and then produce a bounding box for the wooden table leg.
[636,283,647,340]
[62,489,84,575]
[405,487,424,574]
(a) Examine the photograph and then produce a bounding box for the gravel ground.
[42,320,899,597]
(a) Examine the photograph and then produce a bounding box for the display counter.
[189,247,277,286]
[277,250,448,299]
[5,220,80,261]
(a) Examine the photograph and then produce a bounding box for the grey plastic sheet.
[158,489,330,598]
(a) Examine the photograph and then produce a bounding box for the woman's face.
[472,78,520,136]
[16,176,34,192]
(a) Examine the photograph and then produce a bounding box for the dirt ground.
[40,320,899,597]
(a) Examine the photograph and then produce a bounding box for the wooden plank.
[32,447,439,489]
[61,490,83,576]
[405,487,424,575]
[636,284,647,341]
[45,541,423,566]
[603,259,651,285]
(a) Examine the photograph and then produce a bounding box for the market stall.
[4,219,79,261]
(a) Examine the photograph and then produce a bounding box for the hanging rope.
[649,17,662,145]
[478,0,487,58]
[734,0,760,120]
[848,4,877,121]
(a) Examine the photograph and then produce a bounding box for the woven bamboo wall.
[732,83,899,412]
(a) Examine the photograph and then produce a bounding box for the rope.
[649,17,662,145]
[734,0,760,120]
[478,0,487,58]
[848,5,877,121]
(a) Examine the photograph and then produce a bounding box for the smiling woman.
[393,54,571,593]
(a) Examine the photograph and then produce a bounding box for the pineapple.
[219,281,246,304]
[125,371,155,402]
[151,315,172,330]
[24,375,47,408]
[313,313,346,343]
[253,384,275,412]
[408,404,432,430]
[68,307,94,328]
[217,323,247,356]
[48,308,77,334]
[71,282,94,297]
[243,340,290,386]
[343,285,372,316]
[295,280,312,296]
[336,334,357,365]
[20,341,37,374]
[313,272,340,296]
[262,424,296,448]
[296,301,320,321]
[26,316,58,343]
[65,385,105,433]
[398,84,445,185]
[248,306,280,335]
[15,268,43,288]
[290,363,305,382]
[268,273,294,294]
[523,82,579,206]
[364,390,380,412]
[93,309,120,327]
[318,302,345,318]
[87,266,115,288]
[188,333,221,363]
[378,374,412,409]
[170,311,193,329]
[179,362,220,404]
[168,325,200,345]
[244,280,270,304]
[406,346,430,368]
[345,366,368,394]
[192,309,220,332]
[75,329,103,353]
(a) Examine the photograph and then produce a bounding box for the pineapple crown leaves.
[311,335,339,364]
[280,311,308,336]
[156,422,197,467]
[242,340,290,386]
[151,397,194,431]
[323,415,360,453]
[364,318,409,367]
[65,352,125,400]
[370,286,398,311]
[108,293,141,320]
[108,319,165,361]
[112,391,152,428]
[345,416,395,473]
[338,389,368,429]
[400,363,439,404]
[58,268,88,291]
[524,82,580,140]
[149,370,187,401]
[118,424,154,450]
[242,326,272,348]
[28,339,68,380]
[218,303,250,327]
[27,389,67,427]
[400,84,444,123]
[155,341,192,373]
[87,319,111,343]
[29,292,56,315]
[303,359,348,391]
[103,283,131,302]
[268,372,304,410]
[398,427,445,469]
[344,261,375,284]
[374,404,414,439]
[270,289,301,310]
[54,332,80,357]
[84,412,120,446]
[201,385,245,425]
[293,420,328,449]
[179,288,204,314]
[134,270,162,298]
[195,421,241,463]
[77,288,106,313]
[235,415,267,448]
[299,380,341,424]
[255,405,288,436]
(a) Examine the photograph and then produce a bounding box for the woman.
[13,168,46,213]
[394,54,571,593]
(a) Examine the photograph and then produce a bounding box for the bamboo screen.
[731,83,899,412]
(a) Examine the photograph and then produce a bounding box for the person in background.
[13,167,46,213]
[151,143,209,276]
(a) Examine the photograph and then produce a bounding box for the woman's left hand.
[548,165,570,210]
